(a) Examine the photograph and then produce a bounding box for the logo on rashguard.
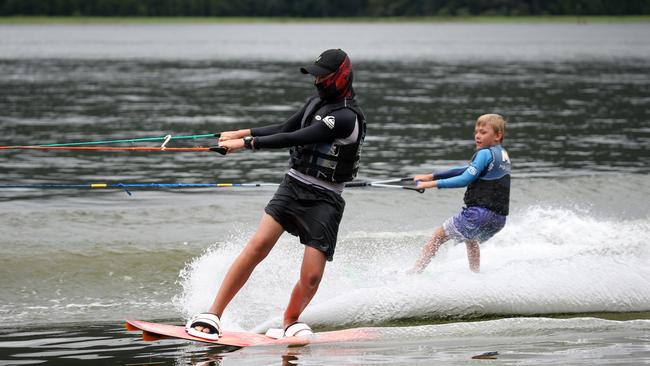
[322,115,335,129]
[468,166,478,176]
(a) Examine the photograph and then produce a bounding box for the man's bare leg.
[195,214,284,334]
[283,246,327,328]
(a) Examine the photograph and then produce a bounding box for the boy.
[409,114,511,274]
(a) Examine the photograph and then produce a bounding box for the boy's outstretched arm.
[433,166,469,180]
[413,166,467,185]
[414,165,471,189]
[435,150,493,189]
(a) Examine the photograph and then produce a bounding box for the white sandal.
[185,313,222,341]
[284,322,313,337]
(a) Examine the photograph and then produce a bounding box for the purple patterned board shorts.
[443,206,506,243]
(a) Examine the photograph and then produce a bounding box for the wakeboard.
[125,319,376,347]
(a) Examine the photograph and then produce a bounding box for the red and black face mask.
[315,56,354,101]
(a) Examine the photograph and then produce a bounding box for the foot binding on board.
[185,313,222,341]
[284,322,313,337]
[265,322,314,339]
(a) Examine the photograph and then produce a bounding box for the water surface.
[0,22,649,365]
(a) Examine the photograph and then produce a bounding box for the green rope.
[39,133,218,147]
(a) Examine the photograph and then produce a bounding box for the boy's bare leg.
[194,214,284,334]
[283,246,327,328]
[465,240,480,273]
[408,226,449,274]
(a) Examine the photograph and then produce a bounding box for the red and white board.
[125,319,376,347]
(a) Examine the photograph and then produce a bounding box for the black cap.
[300,49,348,76]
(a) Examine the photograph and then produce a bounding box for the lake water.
[0,22,649,365]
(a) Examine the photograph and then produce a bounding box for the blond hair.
[476,114,506,143]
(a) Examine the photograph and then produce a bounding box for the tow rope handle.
[209,146,228,155]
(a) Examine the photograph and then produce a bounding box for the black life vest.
[463,145,511,216]
[289,95,366,183]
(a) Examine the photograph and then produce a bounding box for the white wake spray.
[177,206,650,331]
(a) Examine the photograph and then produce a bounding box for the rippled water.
[1,58,648,184]
[0,22,649,365]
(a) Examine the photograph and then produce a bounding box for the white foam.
[177,206,650,331]
[175,233,305,330]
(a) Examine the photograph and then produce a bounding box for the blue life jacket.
[463,145,511,215]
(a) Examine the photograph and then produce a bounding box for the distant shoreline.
[1,15,649,25]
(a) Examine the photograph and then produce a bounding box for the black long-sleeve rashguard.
[250,102,358,149]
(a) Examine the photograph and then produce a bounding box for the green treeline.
[1,0,649,17]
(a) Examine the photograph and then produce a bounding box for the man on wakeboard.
[186,49,366,340]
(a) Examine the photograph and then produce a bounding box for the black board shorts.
[264,174,345,261]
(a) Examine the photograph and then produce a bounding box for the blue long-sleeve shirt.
[434,148,493,188]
